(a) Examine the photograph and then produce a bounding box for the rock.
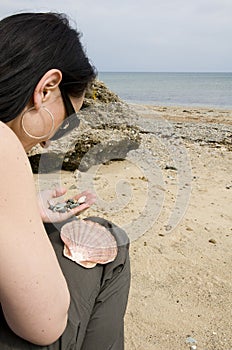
[28,102,141,173]
[225,184,232,189]
[28,80,232,174]
[164,224,172,232]
[165,165,178,171]
[186,337,197,346]
[83,80,120,107]
[209,238,217,244]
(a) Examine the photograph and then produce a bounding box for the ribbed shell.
[60,219,118,268]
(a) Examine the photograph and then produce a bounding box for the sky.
[0,0,231,72]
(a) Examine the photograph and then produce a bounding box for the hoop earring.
[21,106,55,139]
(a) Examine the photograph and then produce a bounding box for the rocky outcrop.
[83,80,120,106]
[29,80,232,174]
[28,99,141,173]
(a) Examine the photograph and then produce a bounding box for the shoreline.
[128,102,232,125]
[128,101,232,112]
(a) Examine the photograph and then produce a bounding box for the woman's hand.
[37,187,96,223]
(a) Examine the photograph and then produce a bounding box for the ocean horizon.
[98,72,232,109]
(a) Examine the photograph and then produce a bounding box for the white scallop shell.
[60,219,118,268]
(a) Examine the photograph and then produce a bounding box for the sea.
[98,72,232,109]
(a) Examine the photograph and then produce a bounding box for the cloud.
[0,0,231,71]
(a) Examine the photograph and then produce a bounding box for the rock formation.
[28,81,141,173]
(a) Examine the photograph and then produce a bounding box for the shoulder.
[0,121,31,171]
[0,121,17,140]
[0,121,24,154]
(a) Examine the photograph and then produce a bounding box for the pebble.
[186,336,197,344]
[164,224,172,231]
[48,196,86,213]
[186,337,197,349]
[209,238,217,244]
[165,165,178,171]
[190,346,197,350]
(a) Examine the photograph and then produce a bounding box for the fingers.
[53,187,67,198]
[41,189,97,223]
[69,202,91,216]
[73,190,97,205]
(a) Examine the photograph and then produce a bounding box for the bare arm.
[0,122,70,345]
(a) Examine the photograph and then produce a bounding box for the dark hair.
[0,12,97,123]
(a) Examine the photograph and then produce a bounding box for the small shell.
[77,195,86,204]
[60,219,118,268]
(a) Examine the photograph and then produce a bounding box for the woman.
[0,12,130,349]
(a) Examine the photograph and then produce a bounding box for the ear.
[33,69,63,110]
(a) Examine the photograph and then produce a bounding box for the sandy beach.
[34,104,232,350]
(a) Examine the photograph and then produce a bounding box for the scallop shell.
[60,219,118,268]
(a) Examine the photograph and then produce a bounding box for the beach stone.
[209,238,217,244]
